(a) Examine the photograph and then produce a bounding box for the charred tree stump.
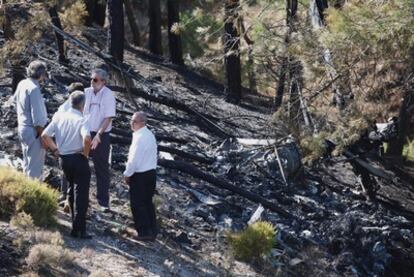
[386,91,414,157]
[224,0,242,103]
[48,5,67,63]
[149,0,163,55]
[124,0,141,46]
[167,0,184,65]
[107,0,124,62]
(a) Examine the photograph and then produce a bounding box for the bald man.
[124,112,158,241]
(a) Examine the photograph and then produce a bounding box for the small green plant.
[227,221,276,262]
[0,167,58,226]
[300,132,330,165]
[403,139,414,162]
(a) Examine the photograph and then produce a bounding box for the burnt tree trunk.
[315,0,329,24]
[48,6,66,63]
[387,91,414,156]
[149,0,162,55]
[107,0,124,62]
[274,0,297,111]
[240,17,256,92]
[288,60,302,129]
[2,3,24,92]
[85,0,107,27]
[124,0,141,46]
[167,0,184,65]
[224,0,242,103]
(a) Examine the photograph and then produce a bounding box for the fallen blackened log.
[50,25,231,139]
[158,159,298,220]
[111,127,188,144]
[109,85,231,138]
[343,150,393,181]
[111,135,214,164]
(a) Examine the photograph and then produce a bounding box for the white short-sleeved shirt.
[43,108,90,155]
[123,126,158,177]
[84,86,116,133]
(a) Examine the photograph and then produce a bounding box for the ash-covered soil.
[1,26,413,276]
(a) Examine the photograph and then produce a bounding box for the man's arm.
[41,134,59,157]
[41,120,58,156]
[83,136,92,157]
[29,88,48,137]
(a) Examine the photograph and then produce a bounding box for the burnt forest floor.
[1,26,414,277]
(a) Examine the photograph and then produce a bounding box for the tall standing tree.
[274,0,297,111]
[85,0,107,27]
[124,0,141,46]
[224,0,241,103]
[149,0,162,55]
[167,0,184,65]
[107,0,124,62]
[1,1,24,92]
[48,5,67,63]
[386,87,414,157]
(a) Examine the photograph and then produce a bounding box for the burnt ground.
[0,26,414,276]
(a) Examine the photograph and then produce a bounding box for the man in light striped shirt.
[15,60,49,179]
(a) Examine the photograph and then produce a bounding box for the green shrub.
[403,139,414,162]
[227,221,276,262]
[0,167,58,226]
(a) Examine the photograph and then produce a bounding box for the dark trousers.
[60,154,91,233]
[90,132,111,206]
[129,170,157,237]
[60,169,68,198]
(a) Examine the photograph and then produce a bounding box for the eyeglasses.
[91,78,100,83]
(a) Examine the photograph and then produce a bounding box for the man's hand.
[91,134,101,150]
[52,148,60,158]
[124,176,130,184]
[35,126,44,139]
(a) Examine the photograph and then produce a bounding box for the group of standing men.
[14,60,159,241]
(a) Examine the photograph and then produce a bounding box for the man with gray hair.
[42,91,93,239]
[14,60,49,179]
[124,111,158,241]
[84,67,116,212]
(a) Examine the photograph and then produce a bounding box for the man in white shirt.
[84,68,116,211]
[42,91,92,239]
[124,112,158,241]
[15,60,49,180]
[55,82,85,203]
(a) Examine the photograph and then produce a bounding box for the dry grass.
[89,270,113,277]
[26,243,76,271]
[10,211,35,231]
